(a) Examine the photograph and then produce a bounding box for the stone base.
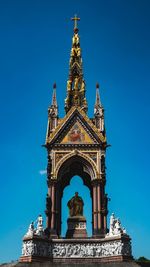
[66,216,87,238]
[1,261,143,267]
[20,234,132,264]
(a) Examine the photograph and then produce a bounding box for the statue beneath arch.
[67,192,83,217]
[66,192,87,238]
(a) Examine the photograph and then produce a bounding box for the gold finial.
[71,14,80,30]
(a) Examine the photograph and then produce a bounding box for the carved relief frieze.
[21,238,132,259]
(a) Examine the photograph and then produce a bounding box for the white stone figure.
[108,213,127,237]
[24,222,34,237]
[36,215,44,236]
[109,213,115,236]
[113,218,121,235]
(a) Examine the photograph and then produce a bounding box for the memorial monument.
[20,16,133,264]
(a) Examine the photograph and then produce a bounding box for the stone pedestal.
[20,235,132,264]
[66,216,87,238]
[20,214,133,264]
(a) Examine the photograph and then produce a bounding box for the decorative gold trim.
[55,150,99,179]
[46,107,106,144]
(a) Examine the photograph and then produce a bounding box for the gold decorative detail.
[72,33,79,45]
[67,80,72,91]
[71,15,80,29]
[46,107,106,144]
[85,153,97,163]
[55,150,99,179]
[79,108,106,142]
[55,153,66,165]
[80,80,85,92]
[65,16,88,113]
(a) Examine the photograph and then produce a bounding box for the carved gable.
[46,107,106,145]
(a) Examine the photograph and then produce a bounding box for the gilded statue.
[67,192,84,217]
[67,80,72,91]
[80,80,85,91]
[74,77,79,90]
[77,47,81,56]
[72,33,79,45]
[71,47,76,57]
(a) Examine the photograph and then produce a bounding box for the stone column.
[97,181,101,231]
[100,177,108,235]
[46,179,58,238]
[92,179,106,237]
[56,185,62,237]
[93,183,97,232]
[92,180,98,237]
[46,186,52,229]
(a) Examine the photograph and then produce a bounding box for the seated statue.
[67,192,84,217]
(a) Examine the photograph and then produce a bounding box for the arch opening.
[56,155,95,237]
[61,175,92,237]
[57,155,96,192]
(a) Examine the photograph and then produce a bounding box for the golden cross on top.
[71,14,80,29]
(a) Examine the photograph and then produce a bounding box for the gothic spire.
[94,83,105,133]
[46,83,58,136]
[51,82,57,107]
[65,16,87,113]
[95,83,102,111]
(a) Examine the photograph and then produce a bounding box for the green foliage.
[137,256,150,262]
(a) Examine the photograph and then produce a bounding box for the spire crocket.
[65,15,87,113]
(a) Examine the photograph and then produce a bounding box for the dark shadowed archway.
[61,175,92,237]
[55,154,96,237]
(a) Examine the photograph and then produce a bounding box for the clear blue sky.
[0,0,150,263]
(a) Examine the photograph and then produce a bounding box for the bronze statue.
[67,192,84,217]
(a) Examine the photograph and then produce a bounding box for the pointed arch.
[55,150,98,193]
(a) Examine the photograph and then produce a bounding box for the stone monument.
[20,16,133,265]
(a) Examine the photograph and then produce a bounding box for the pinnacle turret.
[46,83,58,140]
[94,83,105,133]
[94,83,102,113]
[65,16,87,113]
[51,82,57,107]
